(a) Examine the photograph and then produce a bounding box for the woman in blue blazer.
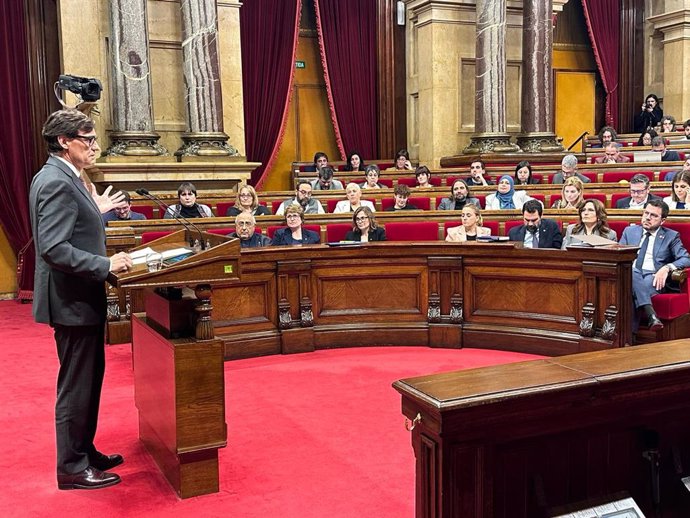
[271,204,321,245]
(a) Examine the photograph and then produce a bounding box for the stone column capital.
[649,9,690,43]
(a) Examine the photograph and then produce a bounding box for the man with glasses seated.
[311,167,344,190]
[620,199,690,331]
[102,191,146,223]
[276,181,325,215]
[229,213,271,248]
[552,154,591,184]
[616,174,662,209]
[594,142,630,164]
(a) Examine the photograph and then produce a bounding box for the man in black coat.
[30,110,132,490]
[508,199,563,249]
[615,174,663,209]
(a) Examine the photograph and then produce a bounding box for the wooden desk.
[393,339,690,518]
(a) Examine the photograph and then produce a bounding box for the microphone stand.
[135,188,207,250]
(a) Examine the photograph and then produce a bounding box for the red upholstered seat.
[611,193,630,208]
[216,202,234,216]
[326,223,352,242]
[384,222,439,241]
[531,174,544,183]
[581,172,598,183]
[583,193,608,205]
[380,197,431,211]
[602,171,654,183]
[607,220,631,241]
[680,152,687,161]
[131,205,154,219]
[378,178,393,188]
[530,194,545,205]
[141,231,173,244]
[397,177,442,188]
[504,220,523,236]
[651,222,690,320]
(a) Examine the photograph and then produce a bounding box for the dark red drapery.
[240,0,301,188]
[581,0,620,128]
[0,2,35,299]
[314,0,378,160]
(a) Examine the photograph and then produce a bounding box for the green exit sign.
[295,61,306,69]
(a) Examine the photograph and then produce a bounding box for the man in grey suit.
[552,154,591,184]
[30,110,132,490]
[619,199,690,331]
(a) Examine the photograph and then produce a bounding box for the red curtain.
[0,2,35,300]
[240,0,301,188]
[581,0,620,128]
[314,0,378,160]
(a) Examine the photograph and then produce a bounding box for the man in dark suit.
[619,199,690,331]
[30,110,133,490]
[508,199,563,249]
[615,174,663,209]
[652,135,681,162]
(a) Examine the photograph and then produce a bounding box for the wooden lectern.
[113,229,241,498]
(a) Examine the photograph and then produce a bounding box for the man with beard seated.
[276,181,325,215]
[437,179,481,210]
[508,199,563,249]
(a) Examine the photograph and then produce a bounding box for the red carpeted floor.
[0,300,541,517]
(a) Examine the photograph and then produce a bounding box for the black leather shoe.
[57,466,121,490]
[91,453,124,471]
[648,314,664,331]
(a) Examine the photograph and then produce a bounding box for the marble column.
[463,0,520,153]
[175,0,237,159]
[516,0,563,152]
[103,0,168,158]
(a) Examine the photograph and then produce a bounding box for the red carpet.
[0,300,541,517]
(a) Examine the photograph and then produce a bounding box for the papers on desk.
[551,495,645,517]
[567,234,618,247]
[130,247,194,265]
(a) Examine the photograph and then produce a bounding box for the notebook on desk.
[633,151,662,162]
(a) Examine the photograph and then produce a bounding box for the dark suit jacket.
[344,227,387,242]
[271,227,321,246]
[619,225,690,271]
[29,156,111,326]
[662,150,681,162]
[226,205,271,217]
[508,218,563,249]
[615,193,663,209]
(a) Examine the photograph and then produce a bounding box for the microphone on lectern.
[135,188,207,250]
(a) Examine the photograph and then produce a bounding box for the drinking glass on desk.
[146,252,163,272]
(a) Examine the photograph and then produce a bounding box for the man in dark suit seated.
[508,199,563,249]
[230,213,271,248]
[30,110,133,490]
[619,199,690,331]
[615,174,663,209]
[552,154,591,184]
[465,159,495,187]
[101,190,147,223]
[652,135,681,162]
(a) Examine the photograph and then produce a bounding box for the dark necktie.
[635,231,651,270]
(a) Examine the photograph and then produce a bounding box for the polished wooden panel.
[394,340,690,518]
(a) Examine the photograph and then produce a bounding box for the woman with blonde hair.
[226,184,271,216]
[445,203,491,242]
[551,176,584,209]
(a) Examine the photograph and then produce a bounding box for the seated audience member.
[637,128,658,147]
[230,213,271,248]
[438,179,481,210]
[616,174,663,209]
[663,157,690,181]
[552,154,590,184]
[344,151,365,172]
[485,175,534,210]
[663,171,690,210]
[551,177,584,209]
[344,206,386,242]
[226,185,271,216]
[633,94,663,133]
[562,199,617,248]
[415,165,433,188]
[508,199,563,249]
[651,136,681,162]
[387,149,413,171]
[385,184,418,211]
[361,164,384,189]
[594,142,631,164]
[466,159,494,186]
[679,119,690,141]
[271,204,321,245]
[514,160,539,185]
[619,199,690,331]
[276,181,325,215]
[304,151,330,172]
[312,166,344,190]
[445,203,491,242]
[334,183,376,213]
[597,126,617,147]
[102,190,146,223]
[164,182,213,219]
[661,115,676,133]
